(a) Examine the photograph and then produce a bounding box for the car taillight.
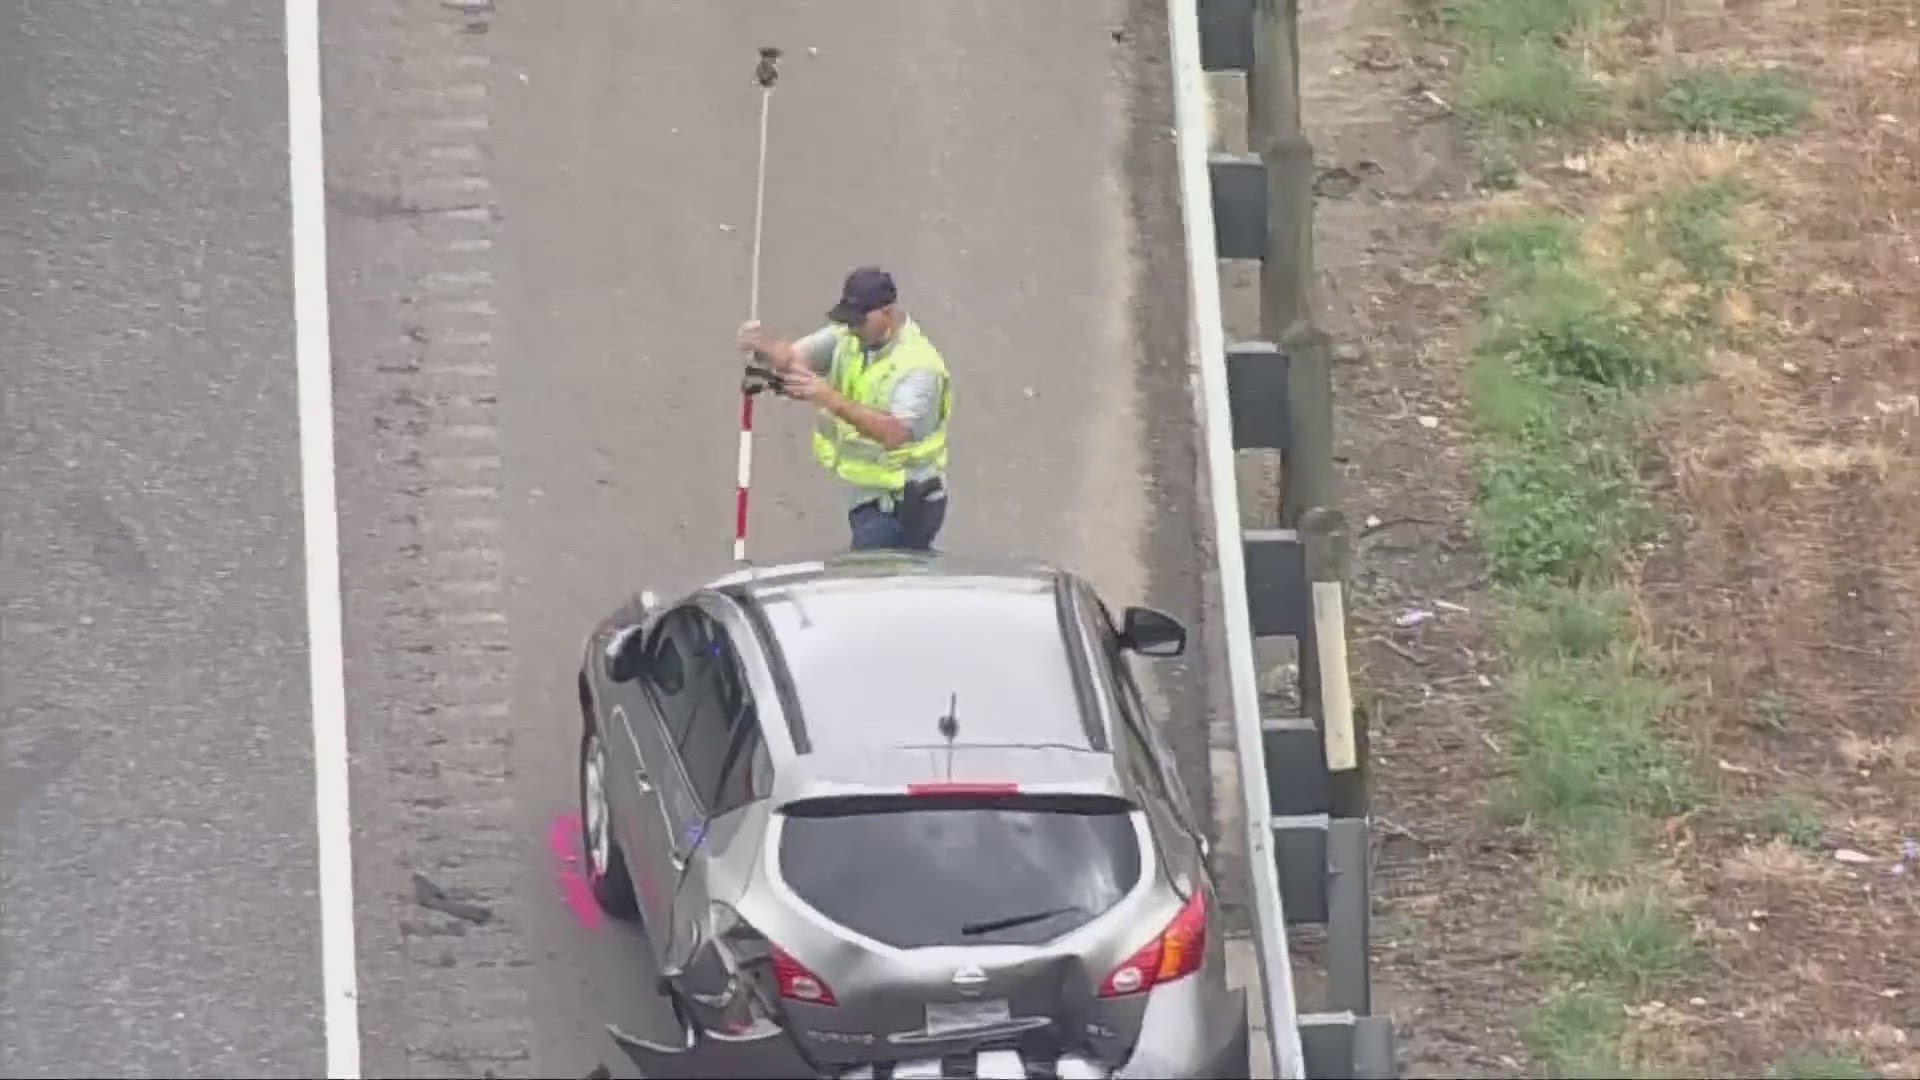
[770,944,838,1006]
[1097,887,1207,998]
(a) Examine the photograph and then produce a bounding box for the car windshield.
[777,796,1142,948]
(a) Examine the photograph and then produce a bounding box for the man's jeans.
[848,477,947,551]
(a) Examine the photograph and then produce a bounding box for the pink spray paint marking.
[548,812,604,932]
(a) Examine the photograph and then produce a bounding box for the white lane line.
[285,0,362,1076]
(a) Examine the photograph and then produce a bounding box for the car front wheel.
[579,724,640,921]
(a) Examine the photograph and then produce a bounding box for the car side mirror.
[605,623,647,682]
[1120,606,1186,657]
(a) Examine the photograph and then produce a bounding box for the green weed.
[1468,38,1603,127]
[1461,259,1664,585]
[1756,794,1825,850]
[1442,0,1617,41]
[1476,137,1525,190]
[1442,0,1619,127]
[1768,1050,1880,1080]
[1447,214,1581,274]
[1505,656,1692,826]
[1551,806,1652,878]
[1749,689,1793,733]
[1543,884,1697,989]
[1430,9,1772,1075]
[1485,285,1681,389]
[1505,585,1632,661]
[1652,181,1748,284]
[1523,989,1634,1078]
[1655,67,1813,138]
[1467,348,1568,441]
[1472,396,1647,584]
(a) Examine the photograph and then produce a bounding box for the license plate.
[924,999,1011,1035]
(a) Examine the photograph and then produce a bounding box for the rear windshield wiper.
[960,905,1078,936]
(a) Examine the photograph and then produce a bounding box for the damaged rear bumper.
[611,1021,1119,1079]
[609,1017,814,1079]
[609,998,1251,1080]
[609,968,1249,1079]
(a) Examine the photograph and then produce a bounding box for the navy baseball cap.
[827,265,898,325]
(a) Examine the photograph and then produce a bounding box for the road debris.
[412,872,494,925]
[1891,838,1918,876]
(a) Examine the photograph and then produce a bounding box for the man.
[737,265,952,551]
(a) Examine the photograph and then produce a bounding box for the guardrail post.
[1254,0,1314,343]
[1185,0,1398,1076]
[1279,322,1335,528]
[1199,0,1255,72]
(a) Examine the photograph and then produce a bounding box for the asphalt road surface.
[0,0,327,1075]
[5,0,1208,1076]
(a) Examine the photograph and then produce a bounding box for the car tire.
[579,721,641,922]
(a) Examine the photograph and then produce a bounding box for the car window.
[643,608,697,733]
[1115,663,1202,824]
[1113,688,1169,798]
[707,710,766,813]
[778,796,1142,949]
[676,618,764,815]
[748,738,772,799]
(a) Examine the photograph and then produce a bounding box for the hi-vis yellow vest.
[811,321,952,491]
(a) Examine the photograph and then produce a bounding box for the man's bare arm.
[737,321,834,376]
[818,388,912,449]
[815,366,941,451]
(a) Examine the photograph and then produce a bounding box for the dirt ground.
[1626,1,1920,1075]
[1287,0,1920,1075]
[1280,0,1548,1072]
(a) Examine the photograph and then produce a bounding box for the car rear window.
[777,795,1143,949]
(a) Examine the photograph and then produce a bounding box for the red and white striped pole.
[735,46,780,564]
[734,388,754,562]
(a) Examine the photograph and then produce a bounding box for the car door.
[593,617,656,909]
[627,601,731,973]
[659,611,773,1015]
[614,604,704,938]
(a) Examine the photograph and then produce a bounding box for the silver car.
[575,551,1249,1079]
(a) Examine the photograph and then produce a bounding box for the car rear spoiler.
[778,788,1137,818]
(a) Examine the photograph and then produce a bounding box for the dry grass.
[1626,4,1920,1075]
[1644,3,1920,769]
[1425,0,1920,1075]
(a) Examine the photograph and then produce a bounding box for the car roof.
[717,551,1113,761]
[708,549,1069,593]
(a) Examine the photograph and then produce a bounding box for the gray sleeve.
[887,368,947,441]
[792,326,837,374]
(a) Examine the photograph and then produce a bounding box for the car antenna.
[937,692,959,780]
